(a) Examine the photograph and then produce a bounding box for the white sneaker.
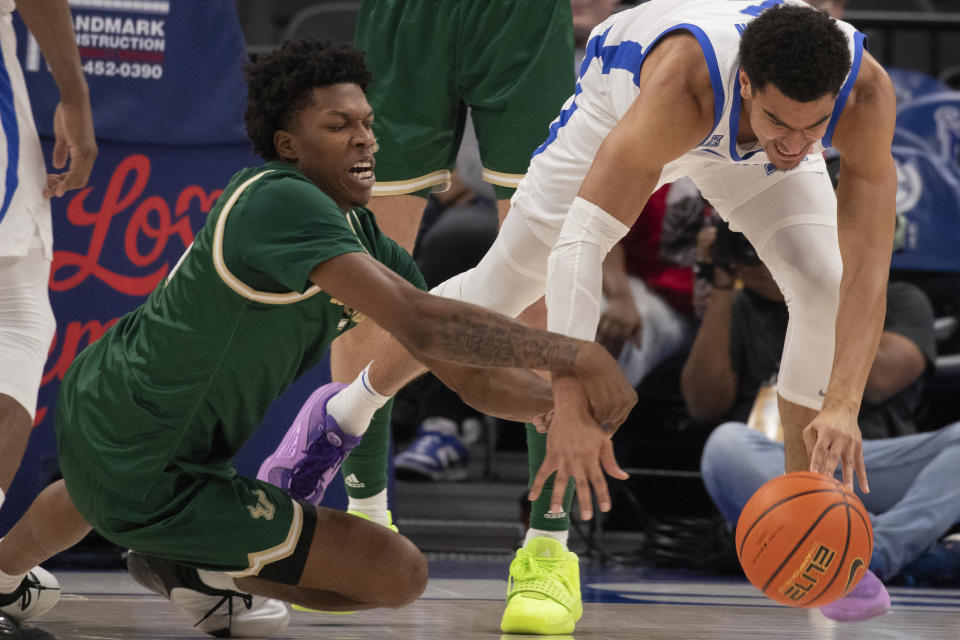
[0,566,60,622]
[127,551,289,638]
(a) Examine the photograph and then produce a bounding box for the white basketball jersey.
[512,0,863,240]
[0,2,53,258]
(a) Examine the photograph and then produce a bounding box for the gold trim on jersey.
[226,501,304,578]
[482,167,524,188]
[212,169,324,304]
[371,170,451,196]
[336,209,369,325]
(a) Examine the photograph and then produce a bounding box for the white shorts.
[0,244,55,419]
[0,12,53,258]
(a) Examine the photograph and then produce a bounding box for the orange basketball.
[735,471,873,608]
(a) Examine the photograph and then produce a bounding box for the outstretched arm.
[348,323,555,422]
[17,0,97,197]
[803,52,897,491]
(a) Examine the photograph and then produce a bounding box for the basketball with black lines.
[735,471,873,607]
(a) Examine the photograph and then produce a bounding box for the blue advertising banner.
[3,0,346,532]
[13,0,249,144]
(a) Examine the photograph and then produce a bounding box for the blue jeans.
[700,421,960,580]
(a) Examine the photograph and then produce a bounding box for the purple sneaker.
[257,382,362,505]
[819,570,891,622]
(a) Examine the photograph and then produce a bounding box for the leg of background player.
[333,194,428,526]
[494,201,583,636]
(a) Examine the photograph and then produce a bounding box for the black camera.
[711,220,761,268]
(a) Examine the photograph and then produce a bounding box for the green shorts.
[356,0,575,199]
[59,443,316,583]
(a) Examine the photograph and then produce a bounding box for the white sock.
[326,364,391,436]
[0,567,26,594]
[525,528,569,549]
[348,488,390,527]
[197,569,238,592]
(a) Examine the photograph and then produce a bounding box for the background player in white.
[266,1,897,634]
[0,0,95,629]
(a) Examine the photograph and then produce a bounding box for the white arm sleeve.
[546,197,630,340]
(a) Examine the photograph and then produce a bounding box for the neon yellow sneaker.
[500,537,582,635]
[292,510,398,614]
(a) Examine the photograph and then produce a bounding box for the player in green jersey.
[0,40,635,637]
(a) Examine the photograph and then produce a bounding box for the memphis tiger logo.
[701,134,724,148]
[779,542,836,601]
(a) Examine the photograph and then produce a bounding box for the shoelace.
[510,553,571,592]
[194,590,254,632]
[289,429,345,500]
[9,574,54,612]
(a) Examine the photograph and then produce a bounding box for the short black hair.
[739,5,851,102]
[244,39,372,160]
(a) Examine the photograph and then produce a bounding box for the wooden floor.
[18,563,960,639]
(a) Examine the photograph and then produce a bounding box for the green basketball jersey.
[55,162,425,500]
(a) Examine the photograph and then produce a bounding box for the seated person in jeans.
[685,222,960,621]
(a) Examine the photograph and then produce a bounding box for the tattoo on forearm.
[431,310,580,370]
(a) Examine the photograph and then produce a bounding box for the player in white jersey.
[0,0,96,631]
[271,1,897,633]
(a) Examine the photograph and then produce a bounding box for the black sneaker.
[0,614,22,639]
[0,567,60,622]
[127,551,289,638]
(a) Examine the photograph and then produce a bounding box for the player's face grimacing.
[739,71,836,171]
[280,83,377,211]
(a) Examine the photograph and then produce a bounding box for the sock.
[327,364,390,436]
[0,488,4,511]
[0,568,26,594]
[340,398,393,499]
[525,423,575,534]
[525,528,570,549]
[348,488,390,527]
[197,569,238,592]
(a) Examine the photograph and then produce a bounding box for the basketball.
[735,471,873,608]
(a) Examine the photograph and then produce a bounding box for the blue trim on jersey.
[822,30,866,149]
[578,26,611,80]
[534,23,725,157]
[0,50,20,227]
[668,24,724,140]
[533,84,583,157]
[728,74,763,162]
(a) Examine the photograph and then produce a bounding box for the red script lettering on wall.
[50,154,221,296]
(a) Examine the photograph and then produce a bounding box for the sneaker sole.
[500,612,577,635]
